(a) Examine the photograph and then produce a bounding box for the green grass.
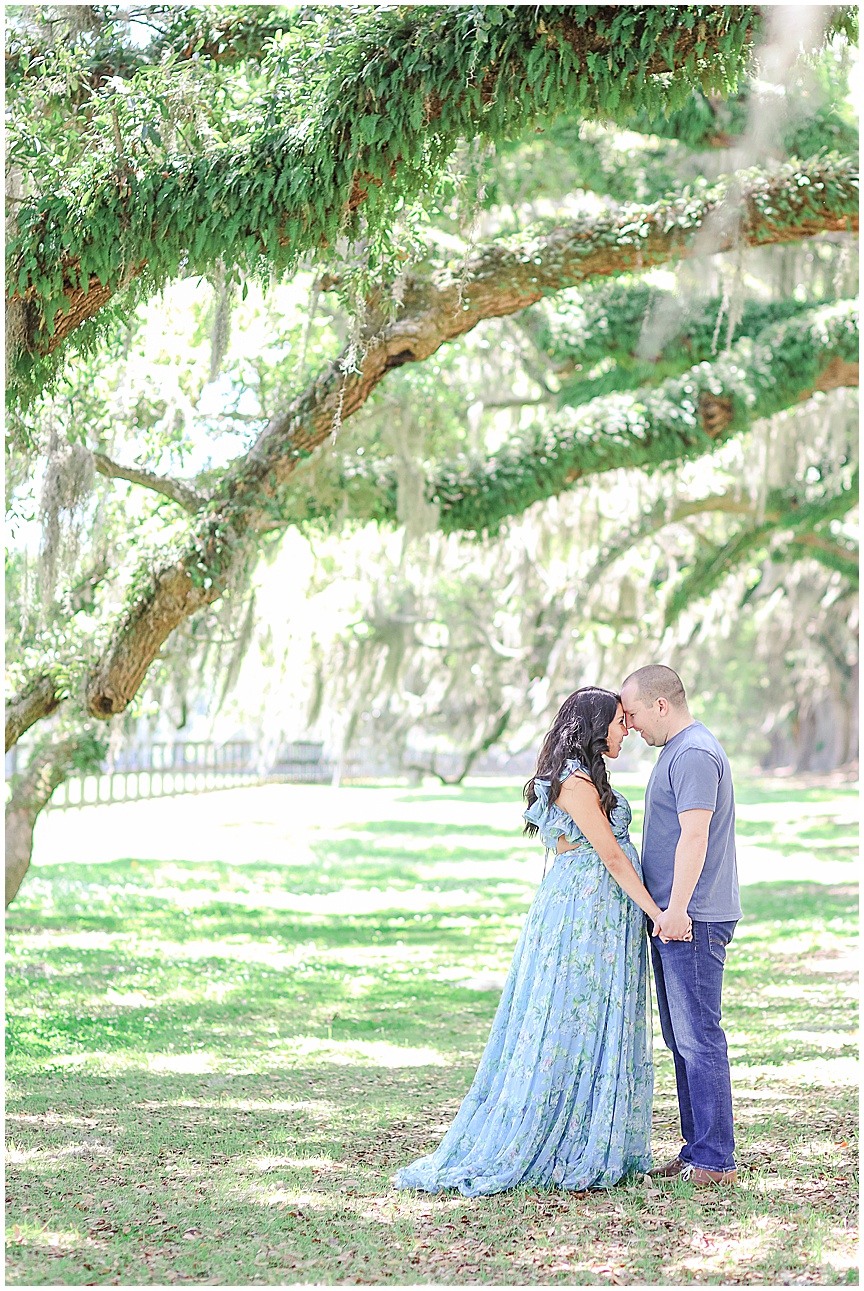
[5,775,858,1285]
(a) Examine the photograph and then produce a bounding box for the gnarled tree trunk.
[6,739,86,906]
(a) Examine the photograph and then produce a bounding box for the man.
[620,664,741,1188]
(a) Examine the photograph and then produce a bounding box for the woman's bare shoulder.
[558,770,599,798]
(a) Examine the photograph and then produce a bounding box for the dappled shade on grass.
[6,777,858,1285]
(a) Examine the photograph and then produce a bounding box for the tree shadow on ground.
[6,1060,857,1286]
[6,820,857,1286]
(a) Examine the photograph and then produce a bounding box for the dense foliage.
[275,300,858,533]
[7,4,856,401]
[4,3,859,903]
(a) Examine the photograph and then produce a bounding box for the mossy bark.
[5,675,64,753]
[5,739,78,905]
[274,302,859,533]
[7,6,854,396]
[5,171,859,738]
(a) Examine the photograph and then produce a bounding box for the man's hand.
[655,907,693,942]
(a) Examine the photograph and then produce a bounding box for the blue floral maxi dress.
[393,758,653,1196]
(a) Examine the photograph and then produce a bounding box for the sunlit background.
[5,4,859,1286]
[6,33,858,785]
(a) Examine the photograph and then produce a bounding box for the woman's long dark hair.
[523,686,620,832]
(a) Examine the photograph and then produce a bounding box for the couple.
[394,665,741,1196]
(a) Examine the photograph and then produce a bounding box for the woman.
[394,686,682,1197]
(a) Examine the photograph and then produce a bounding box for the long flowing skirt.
[393,843,653,1196]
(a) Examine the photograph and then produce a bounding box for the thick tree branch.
[427,304,860,534]
[87,158,864,389]
[517,284,839,407]
[230,160,860,501]
[277,300,859,534]
[813,355,860,393]
[630,74,858,156]
[665,471,859,622]
[5,675,64,753]
[8,5,826,394]
[93,452,204,513]
[80,199,858,722]
[5,730,105,904]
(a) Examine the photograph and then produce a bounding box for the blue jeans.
[650,919,737,1172]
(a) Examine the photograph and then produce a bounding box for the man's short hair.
[622,664,687,708]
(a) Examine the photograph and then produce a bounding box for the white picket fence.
[6,738,533,813]
[43,740,331,811]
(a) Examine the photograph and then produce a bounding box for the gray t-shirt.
[641,721,742,920]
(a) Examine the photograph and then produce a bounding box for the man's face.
[620,684,665,746]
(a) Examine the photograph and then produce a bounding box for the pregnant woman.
[394,685,687,1197]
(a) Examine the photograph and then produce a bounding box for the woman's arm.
[556,774,664,927]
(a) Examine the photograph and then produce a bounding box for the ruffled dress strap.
[523,758,595,876]
[561,756,591,782]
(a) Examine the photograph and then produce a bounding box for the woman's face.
[605,703,628,758]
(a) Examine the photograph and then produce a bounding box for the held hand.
[653,908,693,942]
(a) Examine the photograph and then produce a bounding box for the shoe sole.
[651,1169,738,1186]
[648,1160,685,1180]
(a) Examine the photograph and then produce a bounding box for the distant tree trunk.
[5,739,83,905]
[790,650,859,773]
[760,728,790,771]
[330,709,361,788]
[846,658,859,766]
[792,700,817,773]
[792,688,847,774]
[406,709,511,786]
[827,658,859,770]
[761,644,858,774]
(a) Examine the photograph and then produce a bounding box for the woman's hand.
[653,908,693,942]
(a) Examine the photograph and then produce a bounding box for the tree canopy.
[7,4,857,398]
[5,3,859,904]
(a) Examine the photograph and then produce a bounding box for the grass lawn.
[5,772,858,1286]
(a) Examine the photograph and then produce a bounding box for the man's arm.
[659,808,713,940]
[556,776,666,928]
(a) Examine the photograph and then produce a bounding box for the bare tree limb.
[405,707,511,785]
[595,483,858,579]
[93,452,205,513]
[5,676,64,753]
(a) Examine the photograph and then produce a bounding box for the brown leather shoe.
[648,1156,686,1179]
[681,1164,738,1187]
